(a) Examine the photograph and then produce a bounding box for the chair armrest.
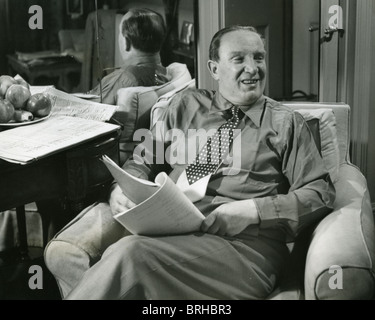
[304,163,375,299]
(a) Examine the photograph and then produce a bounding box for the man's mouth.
[241,79,259,85]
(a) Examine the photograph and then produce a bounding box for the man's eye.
[232,57,244,63]
[255,54,265,61]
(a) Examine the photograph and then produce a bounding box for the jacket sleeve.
[253,111,336,239]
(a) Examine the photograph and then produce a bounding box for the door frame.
[195,0,225,90]
[319,0,340,102]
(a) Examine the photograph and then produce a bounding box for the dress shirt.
[123,88,335,242]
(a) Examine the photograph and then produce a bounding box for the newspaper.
[0,117,120,164]
[47,88,118,122]
[30,85,55,95]
[101,155,205,236]
[0,87,120,164]
[10,80,116,121]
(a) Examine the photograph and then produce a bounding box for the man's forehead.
[220,30,264,50]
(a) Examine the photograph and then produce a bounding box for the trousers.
[44,202,289,300]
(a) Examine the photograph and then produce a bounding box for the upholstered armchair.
[269,103,375,300]
[151,94,375,300]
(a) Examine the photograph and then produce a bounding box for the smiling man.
[45,26,335,300]
[208,26,267,106]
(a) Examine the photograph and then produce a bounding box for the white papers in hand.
[101,155,205,236]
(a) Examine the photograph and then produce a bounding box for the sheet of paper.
[101,155,205,236]
[0,117,120,164]
[114,172,205,236]
[101,155,159,204]
[176,170,211,203]
[71,93,101,100]
[30,85,55,95]
[47,88,118,122]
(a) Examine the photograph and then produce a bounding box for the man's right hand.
[108,184,136,215]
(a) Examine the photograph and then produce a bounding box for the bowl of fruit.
[0,75,52,127]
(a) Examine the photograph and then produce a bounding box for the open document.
[101,155,205,236]
[0,117,120,164]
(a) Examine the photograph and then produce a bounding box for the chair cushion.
[115,63,192,143]
[150,79,197,126]
[296,109,340,183]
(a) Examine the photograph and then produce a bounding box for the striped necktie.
[186,106,241,185]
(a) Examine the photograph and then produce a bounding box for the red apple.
[5,84,31,109]
[0,75,17,98]
[0,99,15,123]
[26,93,52,117]
[16,78,30,90]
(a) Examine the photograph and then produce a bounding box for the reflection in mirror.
[1,0,320,101]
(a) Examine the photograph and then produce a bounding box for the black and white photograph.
[0,0,375,308]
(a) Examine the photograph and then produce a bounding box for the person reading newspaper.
[45,26,335,300]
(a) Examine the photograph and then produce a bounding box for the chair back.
[150,79,197,126]
[114,63,193,164]
[283,102,351,166]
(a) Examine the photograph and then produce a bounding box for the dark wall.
[6,0,59,53]
[0,0,186,76]
[0,0,9,75]
[0,0,109,75]
[224,0,292,100]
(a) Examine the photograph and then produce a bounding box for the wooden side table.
[7,54,82,93]
[0,130,120,258]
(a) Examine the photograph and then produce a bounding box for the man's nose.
[243,58,258,75]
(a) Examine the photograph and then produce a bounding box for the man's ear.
[207,60,220,80]
[124,36,132,51]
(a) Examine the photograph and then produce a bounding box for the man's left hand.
[201,199,260,236]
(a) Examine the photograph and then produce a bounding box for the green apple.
[5,84,31,109]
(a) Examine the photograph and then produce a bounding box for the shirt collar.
[210,92,266,127]
[122,53,162,69]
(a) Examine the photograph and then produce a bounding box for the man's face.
[208,30,267,106]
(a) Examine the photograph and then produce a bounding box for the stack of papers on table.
[0,88,120,165]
